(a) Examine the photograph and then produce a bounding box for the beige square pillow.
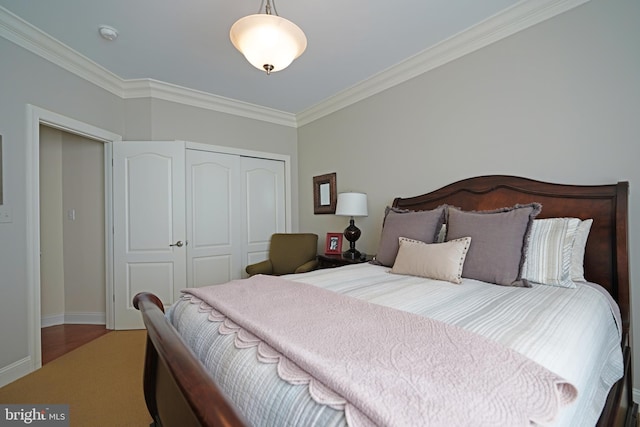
[390,237,471,284]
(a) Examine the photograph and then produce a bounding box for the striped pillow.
[522,218,581,288]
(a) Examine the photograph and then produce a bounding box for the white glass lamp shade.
[230,14,307,73]
[335,193,368,217]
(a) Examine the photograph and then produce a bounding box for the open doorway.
[26,105,120,371]
[39,126,110,363]
[40,126,105,327]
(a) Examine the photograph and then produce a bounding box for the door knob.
[170,241,184,247]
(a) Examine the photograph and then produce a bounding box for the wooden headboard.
[392,175,630,335]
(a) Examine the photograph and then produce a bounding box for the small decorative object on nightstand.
[317,253,373,269]
[335,192,368,260]
[324,232,343,255]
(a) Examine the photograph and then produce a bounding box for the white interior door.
[242,157,286,270]
[186,150,242,287]
[112,141,186,329]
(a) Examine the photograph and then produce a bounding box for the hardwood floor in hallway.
[41,324,111,364]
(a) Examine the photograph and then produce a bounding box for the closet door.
[112,141,186,329]
[112,142,288,329]
[186,150,242,287]
[242,157,286,270]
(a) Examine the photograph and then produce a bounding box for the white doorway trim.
[26,105,121,371]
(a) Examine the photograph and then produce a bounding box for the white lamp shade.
[335,192,368,217]
[230,14,307,73]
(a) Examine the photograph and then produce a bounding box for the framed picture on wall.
[325,232,343,255]
[313,173,337,214]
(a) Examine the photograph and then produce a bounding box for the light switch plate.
[0,206,13,223]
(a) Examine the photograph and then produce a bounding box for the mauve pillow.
[445,203,541,287]
[374,206,446,267]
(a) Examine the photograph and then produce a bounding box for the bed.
[133,175,636,426]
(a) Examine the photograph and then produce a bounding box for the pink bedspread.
[182,274,577,426]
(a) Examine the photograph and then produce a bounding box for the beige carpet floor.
[0,330,152,426]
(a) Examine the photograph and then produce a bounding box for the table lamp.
[335,192,368,259]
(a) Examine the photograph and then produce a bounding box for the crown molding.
[0,7,124,97]
[296,0,591,126]
[2,0,589,129]
[0,6,297,128]
[122,79,297,127]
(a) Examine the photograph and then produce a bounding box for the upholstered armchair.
[245,233,319,276]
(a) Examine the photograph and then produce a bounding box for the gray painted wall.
[39,126,66,321]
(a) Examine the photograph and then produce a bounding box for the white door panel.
[126,153,174,251]
[113,141,185,329]
[192,256,233,287]
[247,251,269,268]
[127,262,174,303]
[246,169,279,241]
[242,157,286,272]
[186,150,241,287]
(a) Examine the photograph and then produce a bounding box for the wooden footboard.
[133,292,246,427]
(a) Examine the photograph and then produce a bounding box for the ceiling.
[0,0,525,114]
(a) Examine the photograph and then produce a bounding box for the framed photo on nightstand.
[325,232,343,255]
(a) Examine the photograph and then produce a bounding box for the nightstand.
[317,254,373,269]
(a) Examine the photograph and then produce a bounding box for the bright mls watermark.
[0,405,68,426]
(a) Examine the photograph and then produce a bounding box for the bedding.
[168,263,623,427]
[180,274,577,426]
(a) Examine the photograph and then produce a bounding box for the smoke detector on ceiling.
[98,25,118,41]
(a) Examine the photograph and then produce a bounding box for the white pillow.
[390,237,471,284]
[522,218,580,288]
[571,219,593,282]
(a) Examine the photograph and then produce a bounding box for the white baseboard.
[41,313,65,328]
[64,312,106,325]
[41,312,106,327]
[0,356,33,388]
[3,312,106,388]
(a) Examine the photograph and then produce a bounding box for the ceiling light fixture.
[98,25,119,41]
[229,0,307,75]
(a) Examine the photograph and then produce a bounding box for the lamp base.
[343,217,362,261]
[342,248,361,260]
